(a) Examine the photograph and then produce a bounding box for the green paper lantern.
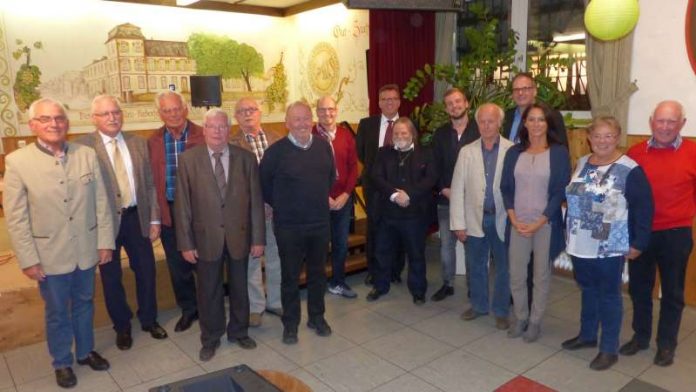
[584,0,640,41]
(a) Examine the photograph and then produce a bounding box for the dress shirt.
[647,135,683,150]
[379,114,399,147]
[99,131,137,206]
[509,108,522,143]
[481,139,500,213]
[207,145,230,180]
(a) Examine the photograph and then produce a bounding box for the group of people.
[4,72,695,389]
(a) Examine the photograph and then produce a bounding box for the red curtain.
[367,10,435,117]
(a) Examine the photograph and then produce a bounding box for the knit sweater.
[627,139,696,231]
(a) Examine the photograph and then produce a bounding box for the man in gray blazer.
[76,95,167,351]
[4,98,114,389]
[175,108,265,362]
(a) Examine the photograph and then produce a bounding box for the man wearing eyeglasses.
[230,97,284,327]
[503,72,568,147]
[4,98,114,389]
[148,91,204,333]
[76,95,168,350]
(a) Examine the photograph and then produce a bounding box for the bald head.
[316,95,338,130]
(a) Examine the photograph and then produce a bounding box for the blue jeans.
[437,205,456,286]
[573,255,624,354]
[39,266,96,369]
[329,196,352,286]
[464,213,509,317]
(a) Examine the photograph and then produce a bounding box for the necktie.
[384,120,394,146]
[213,152,227,197]
[111,139,132,208]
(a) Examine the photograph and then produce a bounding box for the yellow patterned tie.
[112,139,133,208]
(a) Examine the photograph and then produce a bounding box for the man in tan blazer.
[230,97,284,327]
[3,98,114,389]
[76,95,167,351]
[175,108,265,362]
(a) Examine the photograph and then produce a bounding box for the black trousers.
[99,207,158,332]
[161,201,198,317]
[196,245,249,348]
[628,227,692,350]
[365,188,406,279]
[275,223,330,329]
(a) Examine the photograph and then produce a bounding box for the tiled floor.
[2,241,696,391]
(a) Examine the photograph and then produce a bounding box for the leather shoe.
[174,313,198,332]
[265,307,283,317]
[366,288,384,302]
[55,367,77,389]
[283,327,298,345]
[619,338,649,356]
[116,330,132,350]
[307,319,332,336]
[654,348,675,367]
[230,336,257,350]
[142,322,168,339]
[364,273,374,286]
[249,312,263,327]
[413,294,426,305]
[430,285,454,302]
[199,341,220,362]
[590,352,618,371]
[77,351,110,371]
[495,317,510,330]
[562,336,598,351]
[460,308,486,321]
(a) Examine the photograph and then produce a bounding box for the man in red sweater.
[623,100,696,367]
[312,96,359,298]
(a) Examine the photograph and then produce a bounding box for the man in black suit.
[502,72,568,146]
[430,88,480,302]
[356,84,405,285]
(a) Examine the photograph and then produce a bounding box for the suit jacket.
[502,107,568,147]
[355,115,382,191]
[148,120,204,227]
[449,137,513,240]
[431,120,481,205]
[3,142,114,275]
[229,127,284,153]
[75,131,159,238]
[174,144,265,261]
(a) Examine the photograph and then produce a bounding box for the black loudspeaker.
[190,75,222,107]
[149,364,280,392]
[343,0,466,11]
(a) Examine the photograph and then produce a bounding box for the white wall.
[629,0,695,135]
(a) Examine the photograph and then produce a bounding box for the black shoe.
[366,288,384,302]
[589,352,618,371]
[654,348,675,367]
[116,330,132,350]
[174,313,198,332]
[282,327,298,345]
[142,322,168,339]
[391,275,402,284]
[619,338,649,356]
[199,340,220,362]
[307,319,332,337]
[364,273,374,286]
[76,351,110,371]
[430,285,454,302]
[413,294,426,305]
[229,336,257,350]
[55,367,77,389]
[562,336,598,351]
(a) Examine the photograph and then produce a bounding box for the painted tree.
[187,33,263,91]
[12,40,43,111]
[265,52,288,112]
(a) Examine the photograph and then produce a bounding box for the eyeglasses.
[205,124,229,132]
[32,115,68,124]
[235,107,259,116]
[317,107,336,113]
[93,110,122,118]
[512,86,535,94]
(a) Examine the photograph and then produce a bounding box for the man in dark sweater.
[259,101,336,345]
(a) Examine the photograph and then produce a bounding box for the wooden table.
[257,370,312,392]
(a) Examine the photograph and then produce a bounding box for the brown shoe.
[460,308,486,321]
[249,312,262,327]
[495,317,510,330]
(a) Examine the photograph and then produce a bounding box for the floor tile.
[330,307,405,345]
[675,329,696,365]
[108,340,196,389]
[411,310,498,348]
[412,348,516,392]
[200,342,298,374]
[463,330,558,374]
[369,295,448,326]
[169,328,248,364]
[16,369,119,392]
[364,327,455,371]
[524,351,631,392]
[546,276,580,304]
[0,356,13,390]
[0,387,16,392]
[265,328,356,367]
[121,365,206,392]
[371,373,442,392]
[4,342,53,385]
[305,346,404,392]
[563,344,654,378]
[545,292,582,323]
[288,368,335,392]
[323,292,370,320]
[638,356,696,392]
[535,315,583,351]
[618,379,670,392]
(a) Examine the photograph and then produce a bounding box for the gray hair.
[652,100,685,120]
[285,100,312,118]
[28,98,67,119]
[204,108,231,126]
[90,94,121,114]
[475,103,505,124]
[155,90,187,110]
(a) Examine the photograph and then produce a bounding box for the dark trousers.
[365,188,405,279]
[275,223,330,329]
[99,207,158,332]
[161,201,198,317]
[196,245,249,348]
[628,227,692,351]
[329,198,352,286]
[374,217,427,296]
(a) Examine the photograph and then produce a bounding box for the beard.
[450,109,468,120]
[394,139,413,150]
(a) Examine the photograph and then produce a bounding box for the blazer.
[431,120,481,205]
[229,127,284,153]
[355,115,382,190]
[148,120,205,227]
[449,137,513,240]
[502,107,569,147]
[500,143,571,262]
[174,144,265,261]
[3,142,114,275]
[75,131,159,238]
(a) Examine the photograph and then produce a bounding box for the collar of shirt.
[244,128,265,140]
[380,113,399,126]
[98,130,124,147]
[647,135,682,150]
[288,133,313,149]
[207,144,230,159]
[317,124,337,141]
[36,139,67,159]
[165,122,189,141]
[481,136,501,151]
